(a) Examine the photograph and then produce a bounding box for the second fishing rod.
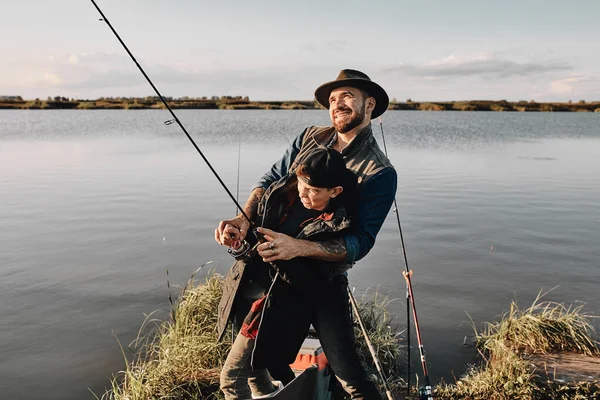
[378,117,434,400]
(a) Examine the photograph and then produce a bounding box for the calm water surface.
[1,110,599,399]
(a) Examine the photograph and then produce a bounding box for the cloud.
[19,52,191,90]
[12,52,322,98]
[3,51,596,102]
[43,72,62,85]
[550,75,587,94]
[386,53,574,79]
[28,53,330,100]
[376,53,599,102]
[0,51,339,99]
[542,75,600,100]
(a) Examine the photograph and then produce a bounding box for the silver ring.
[269,241,275,250]
[271,249,276,255]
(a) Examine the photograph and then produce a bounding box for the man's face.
[328,86,368,133]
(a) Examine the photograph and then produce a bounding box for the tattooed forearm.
[293,237,347,262]
[315,238,347,261]
[241,187,265,220]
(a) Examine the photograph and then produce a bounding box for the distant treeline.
[1,96,599,112]
[392,99,600,112]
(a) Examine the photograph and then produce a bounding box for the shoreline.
[101,274,600,400]
[1,98,600,112]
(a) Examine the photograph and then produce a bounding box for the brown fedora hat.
[314,69,389,119]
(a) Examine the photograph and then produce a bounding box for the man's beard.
[332,103,366,133]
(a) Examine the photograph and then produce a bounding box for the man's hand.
[215,216,250,247]
[215,187,266,247]
[257,227,347,263]
[256,227,303,262]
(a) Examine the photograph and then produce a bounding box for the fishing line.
[91,0,252,226]
[378,117,433,400]
[231,132,242,343]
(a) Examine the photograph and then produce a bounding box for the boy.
[218,147,379,399]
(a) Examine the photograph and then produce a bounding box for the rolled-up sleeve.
[253,129,306,190]
[344,167,397,263]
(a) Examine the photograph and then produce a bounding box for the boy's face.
[297,178,343,212]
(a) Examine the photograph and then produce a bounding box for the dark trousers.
[236,275,382,399]
[312,274,383,400]
[233,289,296,385]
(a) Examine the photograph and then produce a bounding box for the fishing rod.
[378,117,433,400]
[235,133,242,216]
[90,0,252,231]
[348,287,395,400]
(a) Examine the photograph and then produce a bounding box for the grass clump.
[537,380,600,400]
[436,340,537,400]
[419,102,447,111]
[490,104,512,112]
[103,269,231,400]
[452,102,478,111]
[478,291,599,356]
[435,290,600,400]
[76,101,96,109]
[352,291,407,396]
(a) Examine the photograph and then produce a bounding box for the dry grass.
[452,102,478,111]
[101,268,231,400]
[418,102,447,111]
[101,277,600,400]
[489,104,511,112]
[436,340,538,400]
[435,290,600,400]
[353,290,407,396]
[478,291,599,356]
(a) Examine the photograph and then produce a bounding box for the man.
[216,69,396,265]
[216,69,397,399]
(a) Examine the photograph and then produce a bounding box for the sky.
[1,0,599,101]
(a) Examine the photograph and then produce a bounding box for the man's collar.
[330,123,373,155]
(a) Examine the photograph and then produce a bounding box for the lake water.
[1,110,599,399]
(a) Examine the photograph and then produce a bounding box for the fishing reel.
[226,228,261,262]
[419,386,433,400]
